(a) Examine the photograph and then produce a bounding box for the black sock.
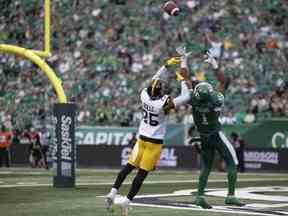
[113,163,135,190]
[127,169,148,200]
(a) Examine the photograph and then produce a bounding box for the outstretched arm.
[163,80,191,113]
[151,65,168,81]
[163,55,191,112]
[173,80,190,107]
[205,32,231,94]
[173,53,192,107]
[151,57,181,81]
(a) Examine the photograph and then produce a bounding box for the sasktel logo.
[61,115,72,161]
[272,132,288,148]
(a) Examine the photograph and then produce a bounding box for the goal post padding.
[53,103,76,188]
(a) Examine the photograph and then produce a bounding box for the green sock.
[227,165,237,195]
[197,168,211,196]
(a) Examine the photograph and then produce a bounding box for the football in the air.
[162,1,180,16]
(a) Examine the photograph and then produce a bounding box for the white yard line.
[0,177,287,188]
[16,182,39,185]
[265,203,288,208]
[0,171,12,174]
[0,183,50,188]
[0,171,44,175]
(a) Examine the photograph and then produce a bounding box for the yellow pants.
[128,138,162,172]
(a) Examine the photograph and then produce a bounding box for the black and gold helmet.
[147,79,167,99]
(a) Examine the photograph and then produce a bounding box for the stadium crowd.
[0,0,288,129]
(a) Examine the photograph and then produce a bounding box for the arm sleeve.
[173,81,190,107]
[180,55,188,69]
[152,66,168,81]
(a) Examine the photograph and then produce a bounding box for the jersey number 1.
[143,110,159,126]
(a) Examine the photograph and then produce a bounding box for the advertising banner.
[15,119,288,149]
[10,145,288,171]
[77,145,198,169]
[244,148,288,171]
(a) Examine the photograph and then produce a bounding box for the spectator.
[243,109,256,124]
[230,132,245,173]
[25,127,44,168]
[219,111,237,125]
[0,125,12,167]
[39,126,50,170]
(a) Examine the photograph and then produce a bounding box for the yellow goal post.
[0,44,67,103]
[31,0,52,58]
[0,0,67,103]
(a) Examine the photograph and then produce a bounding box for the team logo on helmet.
[193,82,214,101]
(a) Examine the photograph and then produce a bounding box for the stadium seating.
[0,0,287,128]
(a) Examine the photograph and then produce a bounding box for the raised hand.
[204,50,218,69]
[166,57,181,66]
[176,46,192,57]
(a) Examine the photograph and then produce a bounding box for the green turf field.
[0,168,288,216]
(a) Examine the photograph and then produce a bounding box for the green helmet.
[193,82,214,102]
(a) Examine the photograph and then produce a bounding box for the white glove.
[204,50,218,69]
[176,46,192,57]
[176,46,191,68]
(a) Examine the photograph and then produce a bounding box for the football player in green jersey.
[190,53,245,209]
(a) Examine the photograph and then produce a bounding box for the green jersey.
[190,91,224,136]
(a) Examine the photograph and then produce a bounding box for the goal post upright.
[31,0,51,58]
[44,0,51,56]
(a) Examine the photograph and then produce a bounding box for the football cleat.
[195,196,212,209]
[114,196,131,216]
[225,196,245,206]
